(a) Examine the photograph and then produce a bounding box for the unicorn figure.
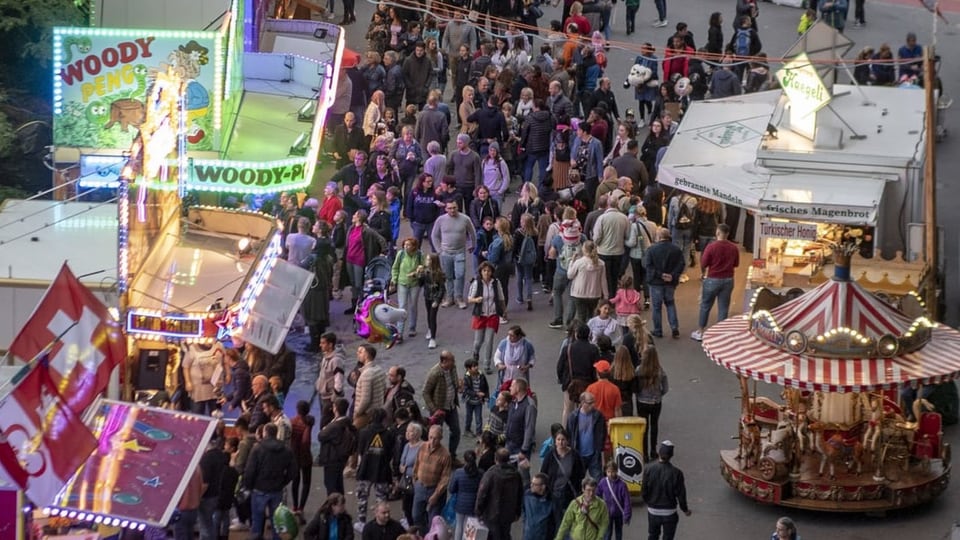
[355,292,407,348]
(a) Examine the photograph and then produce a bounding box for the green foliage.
[0,185,31,205]
[0,113,14,159]
[0,0,86,65]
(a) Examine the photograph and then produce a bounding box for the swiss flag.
[6,263,126,415]
[0,360,97,506]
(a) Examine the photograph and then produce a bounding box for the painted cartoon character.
[85,100,110,126]
[63,36,93,63]
[164,40,211,144]
[354,292,407,348]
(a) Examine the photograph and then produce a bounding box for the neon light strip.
[53,26,214,39]
[52,33,63,115]
[303,30,345,183]
[224,0,239,101]
[213,28,225,130]
[236,231,282,326]
[117,178,129,293]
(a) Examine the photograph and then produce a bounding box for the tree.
[0,0,86,191]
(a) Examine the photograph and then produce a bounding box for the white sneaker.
[425,331,432,340]
[354,521,365,533]
[428,339,437,349]
[653,19,668,27]
[691,329,703,341]
[400,518,410,529]
[638,118,646,128]
[229,520,249,531]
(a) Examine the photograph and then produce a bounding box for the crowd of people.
[157,0,942,538]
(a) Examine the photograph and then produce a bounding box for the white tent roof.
[761,173,887,225]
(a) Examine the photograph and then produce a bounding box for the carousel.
[702,244,957,512]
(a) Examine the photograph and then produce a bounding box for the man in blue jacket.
[643,228,685,339]
[522,473,555,540]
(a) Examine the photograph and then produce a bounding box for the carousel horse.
[815,429,865,479]
[354,292,407,349]
[736,416,763,469]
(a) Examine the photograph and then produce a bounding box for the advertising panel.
[53,29,219,151]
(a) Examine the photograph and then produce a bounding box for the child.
[422,253,446,350]
[386,186,402,247]
[474,216,497,271]
[269,375,286,406]
[462,358,490,437]
[383,107,397,136]
[588,299,622,347]
[798,8,816,35]
[610,275,643,336]
[596,461,631,540]
[624,0,640,35]
[398,104,418,136]
[484,391,510,445]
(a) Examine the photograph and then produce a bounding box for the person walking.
[398,422,425,528]
[391,237,426,341]
[640,440,691,540]
[565,391,608,480]
[354,408,395,532]
[592,197,631,297]
[643,229,684,339]
[422,350,463,457]
[468,261,508,375]
[596,461,631,540]
[431,199,477,308]
[548,216,585,329]
[422,253,446,350]
[462,358,490,438]
[448,450,483,540]
[514,213,540,311]
[523,472,556,540]
[635,346,668,462]
[244,423,297,540]
[289,400,316,519]
[567,241,609,324]
[691,224,740,342]
[771,516,801,540]
[540,427,586,531]
[475,448,525,540]
[556,323,600,422]
[494,325,536,382]
[555,478,609,540]
[317,398,356,496]
[412,425,453,531]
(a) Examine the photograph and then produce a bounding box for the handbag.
[399,473,415,495]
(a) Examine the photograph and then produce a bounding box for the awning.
[760,174,888,225]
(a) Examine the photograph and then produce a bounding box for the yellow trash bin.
[608,416,647,498]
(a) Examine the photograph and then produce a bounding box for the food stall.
[657,22,930,301]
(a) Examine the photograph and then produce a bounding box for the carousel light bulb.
[42,507,51,516]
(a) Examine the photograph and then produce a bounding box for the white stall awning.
[761,174,888,225]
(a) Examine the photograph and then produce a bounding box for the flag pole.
[0,321,78,400]
[923,45,938,315]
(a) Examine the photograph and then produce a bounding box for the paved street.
[277,0,960,538]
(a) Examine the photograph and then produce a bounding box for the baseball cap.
[593,360,611,373]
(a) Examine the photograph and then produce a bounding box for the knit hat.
[593,360,611,373]
[489,141,500,153]
[658,440,675,459]
[560,219,582,243]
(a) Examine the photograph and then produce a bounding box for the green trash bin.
[608,416,647,499]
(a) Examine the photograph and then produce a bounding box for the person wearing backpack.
[317,397,357,496]
[548,214,586,329]
[514,213,540,311]
[728,16,761,79]
[667,191,697,283]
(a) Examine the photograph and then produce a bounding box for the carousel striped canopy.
[702,278,960,392]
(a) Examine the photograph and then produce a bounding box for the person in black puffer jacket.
[521,99,556,190]
[406,173,441,251]
[244,424,297,539]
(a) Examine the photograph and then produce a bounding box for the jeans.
[454,512,474,540]
[412,221,435,251]
[465,401,484,433]
[191,399,217,416]
[671,228,693,271]
[582,451,603,480]
[653,0,666,21]
[474,327,497,372]
[649,285,678,335]
[397,283,421,335]
[635,401,662,461]
[698,277,734,329]
[516,263,534,302]
[552,272,573,324]
[440,250,467,301]
[173,509,198,540]
[647,511,679,540]
[347,262,365,305]
[524,152,551,189]
[605,515,624,540]
[250,490,283,540]
[600,254,622,300]
[412,482,443,532]
[291,462,312,511]
[198,497,219,540]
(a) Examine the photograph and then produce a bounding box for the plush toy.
[355,292,407,348]
[675,77,692,97]
[624,64,653,89]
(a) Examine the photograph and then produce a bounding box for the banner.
[0,362,97,507]
[53,30,218,151]
[6,263,126,416]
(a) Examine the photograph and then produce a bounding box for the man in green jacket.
[422,350,462,456]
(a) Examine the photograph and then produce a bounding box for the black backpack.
[675,196,694,230]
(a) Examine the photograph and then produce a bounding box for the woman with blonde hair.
[567,240,608,323]
[510,182,544,230]
[363,90,385,142]
[610,345,638,415]
[622,313,653,365]
[636,346,669,461]
[459,85,478,136]
[486,217,515,323]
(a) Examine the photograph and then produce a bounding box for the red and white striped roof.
[762,279,917,338]
[704,320,960,392]
[703,278,960,392]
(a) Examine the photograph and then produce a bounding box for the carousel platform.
[720,449,951,512]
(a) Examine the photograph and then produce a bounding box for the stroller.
[362,255,392,299]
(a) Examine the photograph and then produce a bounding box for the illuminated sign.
[127,311,207,339]
[759,220,818,241]
[52,28,222,151]
[776,53,831,116]
[79,154,127,188]
[192,160,307,189]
